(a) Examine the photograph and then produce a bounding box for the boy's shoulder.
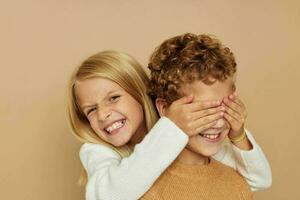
[212,158,241,177]
[212,158,251,189]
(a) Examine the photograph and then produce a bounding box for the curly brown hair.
[148,33,237,104]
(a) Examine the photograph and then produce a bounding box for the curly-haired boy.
[141,33,271,199]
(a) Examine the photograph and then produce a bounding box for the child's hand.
[165,95,225,137]
[222,92,247,139]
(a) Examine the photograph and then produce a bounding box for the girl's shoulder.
[79,143,123,178]
[79,142,121,162]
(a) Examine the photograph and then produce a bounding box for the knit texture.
[141,158,253,200]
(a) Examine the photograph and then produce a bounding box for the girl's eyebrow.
[81,89,122,110]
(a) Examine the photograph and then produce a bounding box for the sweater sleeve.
[80,117,188,200]
[212,129,272,191]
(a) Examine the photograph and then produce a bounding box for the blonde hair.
[67,50,158,185]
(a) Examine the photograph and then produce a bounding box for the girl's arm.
[213,129,272,191]
[80,117,188,200]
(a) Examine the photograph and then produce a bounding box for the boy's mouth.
[198,131,225,143]
[199,133,220,140]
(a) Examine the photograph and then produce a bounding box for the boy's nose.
[212,118,226,129]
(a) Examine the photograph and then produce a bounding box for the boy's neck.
[177,148,209,165]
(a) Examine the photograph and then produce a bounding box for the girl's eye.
[109,95,120,102]
[86,107,96,116]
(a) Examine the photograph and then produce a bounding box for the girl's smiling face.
[74,77,145,147]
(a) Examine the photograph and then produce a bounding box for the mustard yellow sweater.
[141,158,253,200]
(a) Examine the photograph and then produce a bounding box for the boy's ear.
[155,98,168,117]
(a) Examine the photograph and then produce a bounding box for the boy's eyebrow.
[81,90,121,110]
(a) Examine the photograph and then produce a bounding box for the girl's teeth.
[105,120,124,133]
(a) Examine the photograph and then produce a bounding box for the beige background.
[1,0,299,199]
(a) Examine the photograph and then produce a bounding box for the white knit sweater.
[79,117,271,200]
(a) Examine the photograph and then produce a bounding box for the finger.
[223,112,240,129]
[228,93,245,109]
[228,92,238,99]
[223,97,244,115]
[172,95,194,105]
[223,104,241,122]
[186,100,222,112]
[223,97,247,118]
[190,105,225,119]
[234,98,246,110]
[191,111,224,130]
[193,121,219,135]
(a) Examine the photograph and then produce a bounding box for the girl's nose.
[96,107,112,121]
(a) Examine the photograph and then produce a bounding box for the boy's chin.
[187,144,221,158]
[198,147,221,157]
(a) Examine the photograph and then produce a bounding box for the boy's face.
[179,77,235,157]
